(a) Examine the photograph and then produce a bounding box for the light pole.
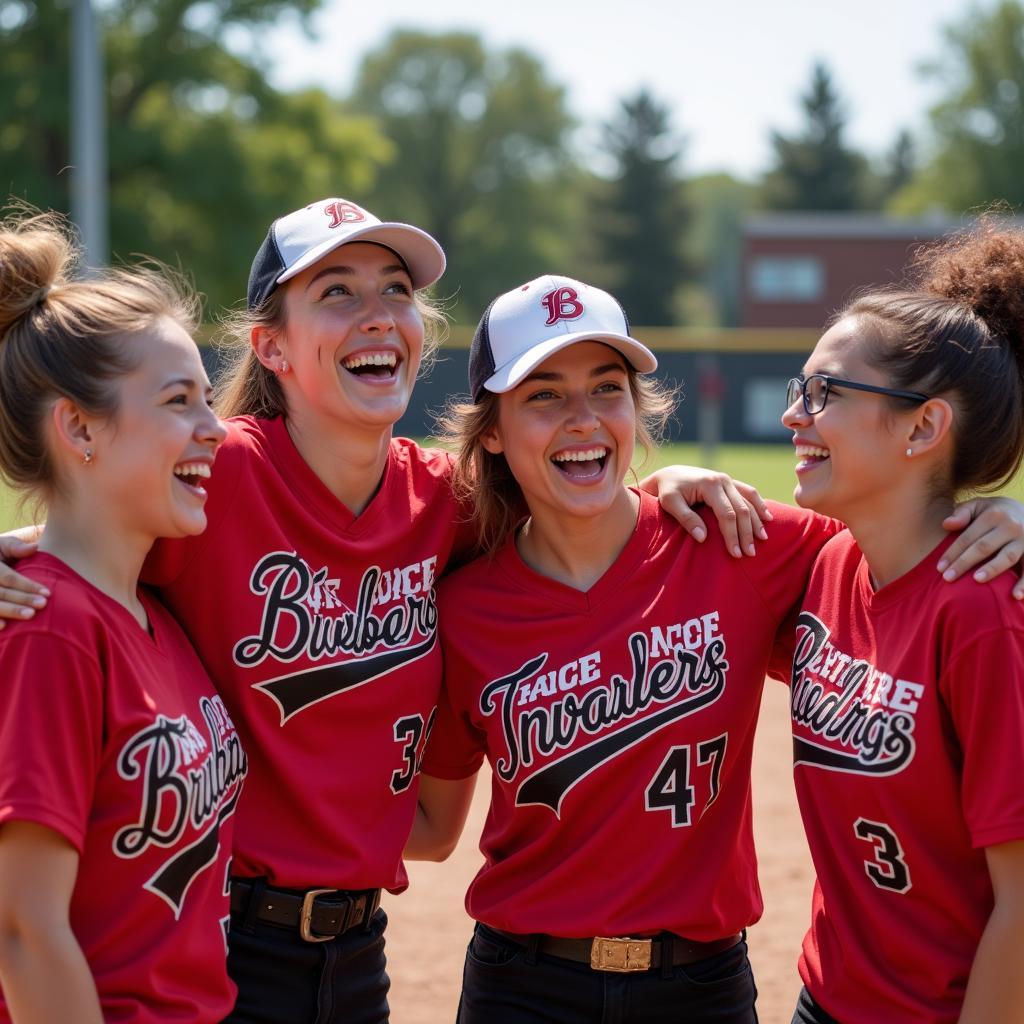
[70,0,108,269]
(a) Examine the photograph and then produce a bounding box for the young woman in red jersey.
[408,273,1024,1024]
[0,199,786,1024]
[0,210,245,1023]
[782,224,1024,1024]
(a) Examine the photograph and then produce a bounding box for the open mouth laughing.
[551,446,609,481]
[795,444,830,472]
[341,350,400,381]
[173,461,211,496]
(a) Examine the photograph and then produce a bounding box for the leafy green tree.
[762,62,868,211]
[686,173,758,326]
[896,1,1024,212]
[350,30,576,319]
[0,0,389,312]
[590,90,690,325]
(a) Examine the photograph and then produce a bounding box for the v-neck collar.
[260,416,395,537]
[29,552,168,653]
[853,533,957,611]
[491,489,660,613]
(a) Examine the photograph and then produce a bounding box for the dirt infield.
[383,681,813,1023]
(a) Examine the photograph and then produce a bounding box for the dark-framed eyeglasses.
[786,374,931,416]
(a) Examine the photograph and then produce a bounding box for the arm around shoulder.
[940,496,1024,599]
[639,465,770,556]
[0,528,49,622]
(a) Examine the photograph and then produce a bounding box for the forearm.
[403,773,477,862]
[403,805,458,862]
[0,923,103,1024]
[959,901,1024,1023]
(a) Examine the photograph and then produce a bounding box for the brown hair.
[0,207,199,502]
[438,368,677,555]
[213,282,447,420]
[839,216,1024,494]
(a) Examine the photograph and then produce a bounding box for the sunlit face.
[273,242,425,435]
[781,316,915,521]
[483,341,638,527]
[87,317,226,542]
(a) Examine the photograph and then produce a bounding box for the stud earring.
[279,360,290,374]
[83,448,94,465]
[906,448,913,457]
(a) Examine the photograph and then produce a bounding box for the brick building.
[740,212,960,327]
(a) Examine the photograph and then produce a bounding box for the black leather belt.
[230,878,381,943]
[486,926,742,972]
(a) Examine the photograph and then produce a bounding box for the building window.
[743,378,791,439]
[749,256,824,302]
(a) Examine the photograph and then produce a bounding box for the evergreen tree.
[762,62,868,211]
[593,89,690,326]
[882,130,916,200]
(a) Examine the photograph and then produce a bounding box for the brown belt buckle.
[300,888,338,943]
[590,936,652,972]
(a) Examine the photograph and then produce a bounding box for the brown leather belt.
[486,926,742,973]
[230,878,381,943]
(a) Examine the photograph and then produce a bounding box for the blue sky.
[260,0,978,178]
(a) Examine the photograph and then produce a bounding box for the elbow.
[426,836,460,862]
[406,830,461,863]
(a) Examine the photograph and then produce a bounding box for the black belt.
[230,878,381,943]
[486,926,742,972]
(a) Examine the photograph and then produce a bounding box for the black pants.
[457,923,759,1023]
[221,907,390,1024]
[790,987,841,1024]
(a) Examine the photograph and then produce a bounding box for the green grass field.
[636,443,799,503]
[0,487,28,532]
[3,442,1018,532]
[635,442,1024,505]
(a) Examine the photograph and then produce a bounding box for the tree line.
[4,0,1024,325]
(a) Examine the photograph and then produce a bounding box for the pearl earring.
[83,448,94,465]
[906,448,913,457]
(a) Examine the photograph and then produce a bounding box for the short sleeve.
[0,633,105,852]
[941,628,1024,849]
[421,681,486,780]
[736,504,843,626]
[766,603,803,684]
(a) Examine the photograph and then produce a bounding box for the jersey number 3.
[853,818,912,893]
[390,709,437,794]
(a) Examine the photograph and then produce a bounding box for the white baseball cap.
[468,275,658,400]
[247,198,446,309]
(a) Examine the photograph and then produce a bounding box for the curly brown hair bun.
[840,215,1024,494]
[914,216,1024,365]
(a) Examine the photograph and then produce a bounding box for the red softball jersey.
[143,416,471,891]
[0,554,246,1023]
[423,493,840,939]
[792,530,1024,1023]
